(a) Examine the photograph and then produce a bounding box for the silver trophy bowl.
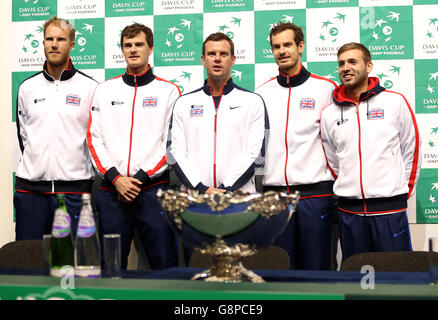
[157,189,299,283]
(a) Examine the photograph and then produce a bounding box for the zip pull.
[134,74,137,84]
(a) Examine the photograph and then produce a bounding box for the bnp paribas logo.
[417,169,438,224]
[154,14,203,67]
[360,6,413,60]
[13,0,56,22]
[69,19,104,69]
[415,60,438,114]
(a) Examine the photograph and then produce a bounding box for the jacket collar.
[276,64,310,88]
[333,77,385,106]
[122,65,155,87]
[202,77,236,96]
[42,59,77,82]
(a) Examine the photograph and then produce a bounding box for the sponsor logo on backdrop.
[62,2,98,16]
[106,1,151,17]
[415,60,438,113]
[15,22,45,70]
[254,0,304,10]
[417,169,438,224]
[12,0,56,22]
[413,6,438,59]
[231,64,254,91]
[424,125,438,168]
[204,11,254,64]
[375,64,401,90]
[307,61,339,83]
[154,0,202,14]
[360,6,414,59]
[255,10,306,63]
[204,0,253,12]
[168,71,192,94]
[154,15,202,66]
[306,0,358,8]
[307,7,358,62]
[70,19,104,69]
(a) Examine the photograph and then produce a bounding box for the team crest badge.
[66,94,81,106]
[300,98,315,110]
[368,108,384,120]
[143,97,158,108]
[190,105,203,117]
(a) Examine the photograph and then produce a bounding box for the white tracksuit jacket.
[255,65,337,197]
[87,66,180,188]
[15,60,97,193]
[320,77,421,215]
[167,78,267,193]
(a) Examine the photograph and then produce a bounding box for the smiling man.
[14,16,98,240]
[320,42,421,261]
[255,23,337,270]
[167,32,267,195]
[87,23,180,270]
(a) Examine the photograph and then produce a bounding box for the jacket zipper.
[211,86,224,189]
[284,77,291,193]
[127,74,137,177]
[355,104,367,214]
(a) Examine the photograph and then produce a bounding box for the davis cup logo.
[166,19,192,50]
[74,23,94,53]
[22,26,43,55]
[362,6,413,59]
[319,13,346,43]
[155,14,202,66]
[376,65,401,90]
[426,71,438,96]
[216,17,242,40]
[169,71,192,94]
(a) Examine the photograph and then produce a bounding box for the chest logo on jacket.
[190,105,203,117]
[65,94,81,106]
[300,98,315,110]
[367,108,384,120]
[143,97,158,108]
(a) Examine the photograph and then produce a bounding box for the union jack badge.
[66,94,81,106]
[368,108,384,120]
[143,97,158,108]
[190,105,203,117]
[300,98,315,110]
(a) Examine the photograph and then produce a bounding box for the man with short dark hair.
[87,23,180,269]
[167,32,267,194]
[15,16,97,240]
[320,42,421,261]
[256,22,337,270]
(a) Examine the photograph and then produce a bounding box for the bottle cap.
[56,193,65,200]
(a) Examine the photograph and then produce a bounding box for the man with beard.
[320,42,421,261]
[14,16,97,240]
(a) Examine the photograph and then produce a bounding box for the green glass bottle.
[50,194,74,277]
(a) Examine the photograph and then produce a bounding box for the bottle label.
[52,209,71,238]
[77,214,96,238]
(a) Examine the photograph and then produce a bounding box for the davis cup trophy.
[157,189,299,283]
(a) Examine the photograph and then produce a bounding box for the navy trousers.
[274,196,334,270]
[338,210,412,262]
[14,191,82,240]
[96,185,178,270]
